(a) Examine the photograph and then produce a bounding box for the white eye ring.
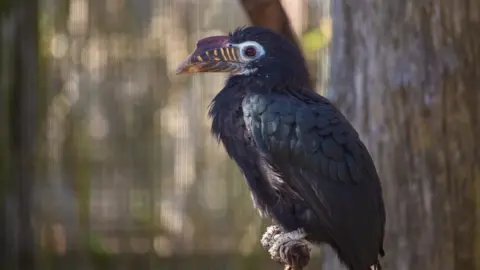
[234,41,265,62]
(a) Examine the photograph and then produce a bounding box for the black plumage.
[177,26,386,270]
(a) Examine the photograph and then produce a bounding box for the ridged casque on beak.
[176,35,243,74]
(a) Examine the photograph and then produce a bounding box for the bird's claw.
[261,225,283,250]
[267,228,308,262]
[261,226,311,269]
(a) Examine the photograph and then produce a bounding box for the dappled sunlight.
[50,34,69,59]
[157,199,194,247]
[153,235,173,257]
[88,106,109,140]
[67,0,89,35]
[81,37,109,80]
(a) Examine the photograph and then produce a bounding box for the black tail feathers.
[371,259,382,270]
[370,248,385,270]
[379,247,385,257]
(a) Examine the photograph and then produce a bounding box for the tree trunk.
[0,0,39,268]
[328,0,480,270]
[239,0,301,53]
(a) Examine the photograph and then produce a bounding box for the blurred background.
[1,0,330,269]
[1,0,479,270]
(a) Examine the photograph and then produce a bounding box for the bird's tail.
[370,259,382,270]
[372,247,385,270]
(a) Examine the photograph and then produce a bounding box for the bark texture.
[328,0,480,270]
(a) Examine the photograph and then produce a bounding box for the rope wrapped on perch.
[261,225,311,270]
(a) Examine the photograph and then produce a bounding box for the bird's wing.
[242,92,376,185]
[242,91,384,254]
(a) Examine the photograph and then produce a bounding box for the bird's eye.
[244,46,257,57]
[236,41,265,62]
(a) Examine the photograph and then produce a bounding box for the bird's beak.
[176,35,242,74]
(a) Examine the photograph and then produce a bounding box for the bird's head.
[177,26,310,88]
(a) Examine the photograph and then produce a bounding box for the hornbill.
[177,26,386,270]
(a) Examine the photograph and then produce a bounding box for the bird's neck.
[208,79,247,141]
[208,75,315,140]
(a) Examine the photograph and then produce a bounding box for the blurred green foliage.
[301,18,332,57]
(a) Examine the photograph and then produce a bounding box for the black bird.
[177,26,385,270]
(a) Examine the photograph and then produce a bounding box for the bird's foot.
[261,226,311,269]
[260,225,283,250]
[268,228,308,261]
